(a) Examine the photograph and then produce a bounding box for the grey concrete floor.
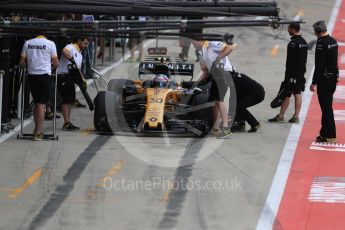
[0,1,337,229]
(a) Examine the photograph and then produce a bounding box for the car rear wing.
[139,57,194,77]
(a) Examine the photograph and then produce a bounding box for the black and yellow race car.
[93,56,214,137]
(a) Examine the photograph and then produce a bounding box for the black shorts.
[285,74,306,97]
[208,75,228,102]
[28,74,51,104]
[57,74,76,104]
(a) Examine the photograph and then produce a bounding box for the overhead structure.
[0,0,305,42]
[0,18,303,41]
[0,1,279,17]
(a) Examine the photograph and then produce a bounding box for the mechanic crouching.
[230,72,265,132]
[57,37,89,131]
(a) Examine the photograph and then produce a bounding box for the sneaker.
[45,112,61,120]
[62,122,80,131]
[316,136,322,142]
[72,99,86,108]
[288,115,299,123]
[124,57,135,63]
[316,135,336,143]
[216,127,232,139]
[231,121,246,132]
[268,115,284,122]
[136,57,144,62]
[2,123,15,130]
[325,138,336,143]
[33,133,43,141]
[7,123,15,130]
[210,128,220,136]
[248,122,261,133]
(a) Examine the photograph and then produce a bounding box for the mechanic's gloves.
[72,73,87,90]
[192,87,202,95]
[185,87,203,95]
[67,57,79,76]
[51,67,56,75]
[69,57,77,67]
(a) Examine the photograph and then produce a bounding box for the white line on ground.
[256,0,343,229]
[340,70,345,80]
[311,141,345,148]
[334,85,345,100]
[334,110,345,121]
[309,177,345,203]
[341,54,345,64]
[310,141,345,152]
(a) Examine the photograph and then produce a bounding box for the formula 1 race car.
[93,56,214,137]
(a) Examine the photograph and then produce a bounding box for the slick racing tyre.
[94,91,112,134]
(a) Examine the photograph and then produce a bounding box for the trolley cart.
[17,68,59,141]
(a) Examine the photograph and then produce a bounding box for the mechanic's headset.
[313,21,327,34]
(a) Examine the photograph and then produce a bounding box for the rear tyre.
[94,91,112,134]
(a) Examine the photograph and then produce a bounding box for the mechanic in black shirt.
[269,23,308,123]
[310,20,339,143]
[230,72,265,132]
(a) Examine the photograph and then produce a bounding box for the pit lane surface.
[0,1,340,229]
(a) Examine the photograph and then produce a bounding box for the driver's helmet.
[152,74,169,88]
